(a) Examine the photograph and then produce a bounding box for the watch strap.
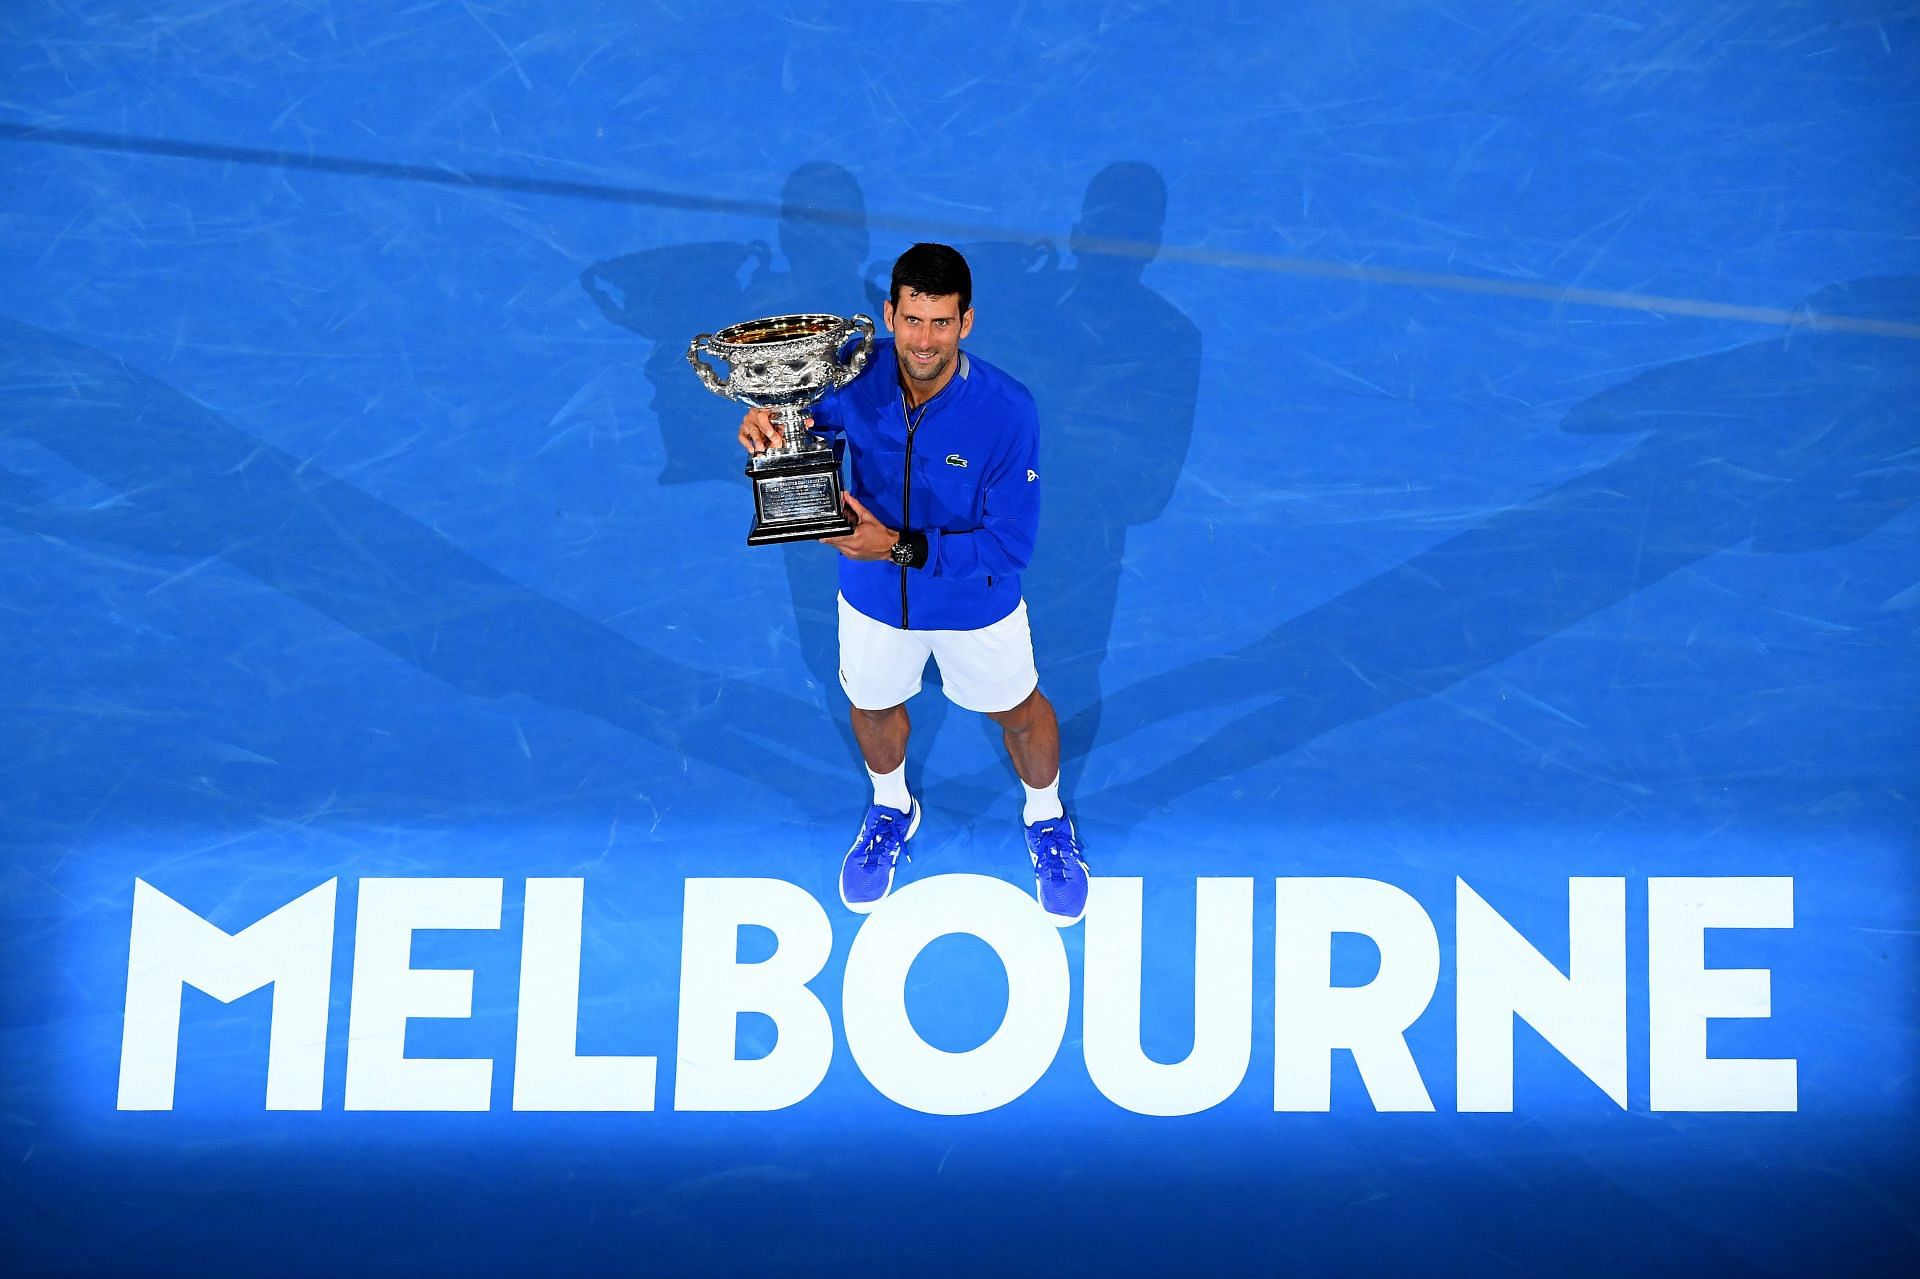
[892,530,929,569]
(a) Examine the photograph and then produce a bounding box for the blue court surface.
[3,3,1917,1275]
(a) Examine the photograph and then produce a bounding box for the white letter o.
[843,874,1069,1115]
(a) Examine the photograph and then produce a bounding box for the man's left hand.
[822,493,898,560]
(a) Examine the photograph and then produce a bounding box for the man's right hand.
[739,407,803,454]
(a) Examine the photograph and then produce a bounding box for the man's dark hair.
[889,242,972,313]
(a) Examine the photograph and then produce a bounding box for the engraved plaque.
[760,473,838,525]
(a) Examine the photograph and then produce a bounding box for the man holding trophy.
[705,242,1090,926]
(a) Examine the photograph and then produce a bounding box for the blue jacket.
[813,340,1040,630]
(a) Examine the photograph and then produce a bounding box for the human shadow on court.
[1055,276,1920,821]
[0,318,842,816]
[585,162,1199,819]
[951,162,1201,806]
[582,163,881,732]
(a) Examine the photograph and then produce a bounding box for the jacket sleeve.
[922,394,1041,578]
[806,383,848,439]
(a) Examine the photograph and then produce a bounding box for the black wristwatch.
[888,530,928,568]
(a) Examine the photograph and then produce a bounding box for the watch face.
[890,543,911,565]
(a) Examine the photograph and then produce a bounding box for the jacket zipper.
[900,398,929,628]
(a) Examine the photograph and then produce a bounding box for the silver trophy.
[688,312,875,545]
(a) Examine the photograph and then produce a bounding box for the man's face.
[884,289,974,387]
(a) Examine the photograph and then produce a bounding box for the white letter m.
[118,879,337,1111]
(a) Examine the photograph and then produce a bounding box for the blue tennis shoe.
[840,799,920,912]
[1025,816,1090,926]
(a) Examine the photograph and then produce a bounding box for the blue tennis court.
[2,3,1916,1273]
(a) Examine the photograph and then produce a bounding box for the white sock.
[868,762,911,813]
[1022,776,1064,825]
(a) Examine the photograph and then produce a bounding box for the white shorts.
[838,594,1039,715]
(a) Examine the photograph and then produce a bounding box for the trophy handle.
[686,333,729,395]
[832,313,875,388]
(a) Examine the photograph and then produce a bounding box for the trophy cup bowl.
[688,313,875,545]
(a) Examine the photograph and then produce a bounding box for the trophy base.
[745,515,857,546]
[746,452,856,546]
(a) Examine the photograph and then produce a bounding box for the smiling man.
[737,242,1089,926]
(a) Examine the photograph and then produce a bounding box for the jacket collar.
[863,340,971,412]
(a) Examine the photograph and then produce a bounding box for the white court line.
[3,120,1914,340]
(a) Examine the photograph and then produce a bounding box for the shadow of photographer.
[582,162,882,761]
[0,317,843,818]
[1060,276,1920,822]
[952,162,1202,811]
